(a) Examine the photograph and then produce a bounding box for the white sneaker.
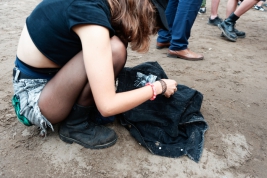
[198,7,206,14]
[254,5,265,11]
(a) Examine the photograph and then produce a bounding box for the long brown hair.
[107,0,159,53]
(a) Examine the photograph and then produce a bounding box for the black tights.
[38,36,127,124]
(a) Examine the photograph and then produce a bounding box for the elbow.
[96,97,119,117]
[99,111,111,118]
[98,107,115,117]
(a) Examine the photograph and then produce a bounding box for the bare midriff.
[16,24,61,68]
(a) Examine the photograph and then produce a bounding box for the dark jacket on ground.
[116,62,208,162]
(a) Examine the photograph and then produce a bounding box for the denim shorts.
[12,67,54,136]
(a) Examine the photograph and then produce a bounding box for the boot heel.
[59,134,74,144]
[58,104,117,149]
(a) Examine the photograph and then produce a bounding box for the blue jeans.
[157,0,202,51]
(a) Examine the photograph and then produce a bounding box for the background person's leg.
[234,0,261,16]
[219,0,259,41]
[210,0,220,19]
[157,29,171,44]
[226,0,239,17]
[208,0,223,26]
[198,0,207,14]
[157,0,178,44]
[170,0,202,51]
[254,0,265,11]
[167,0,204,60]
[201,0,206,8]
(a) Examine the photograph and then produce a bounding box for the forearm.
[95,81,162,117]
[75,25,176,117]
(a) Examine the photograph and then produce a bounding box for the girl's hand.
[154,79,177,98]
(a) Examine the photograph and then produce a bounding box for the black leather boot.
[218,18,237,42]
[221,26,246,38]
[234,28,246,38]
[59,104,117,149]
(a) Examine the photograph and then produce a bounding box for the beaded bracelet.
[145,83,156,100]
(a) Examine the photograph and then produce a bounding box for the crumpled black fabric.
[116,61,208,162]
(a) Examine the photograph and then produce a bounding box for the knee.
[111,36,127,76]
[111,36,127,66]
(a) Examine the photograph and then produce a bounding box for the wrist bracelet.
[159,80,167,95]
[145,83,156,100]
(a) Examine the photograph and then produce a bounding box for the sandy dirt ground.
[0,0,267,177]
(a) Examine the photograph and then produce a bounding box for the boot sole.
[220,33,246,38]
[59,134,117,149]
[217,24,237,42]
[167,53,204,61]
[207,22,220,26]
